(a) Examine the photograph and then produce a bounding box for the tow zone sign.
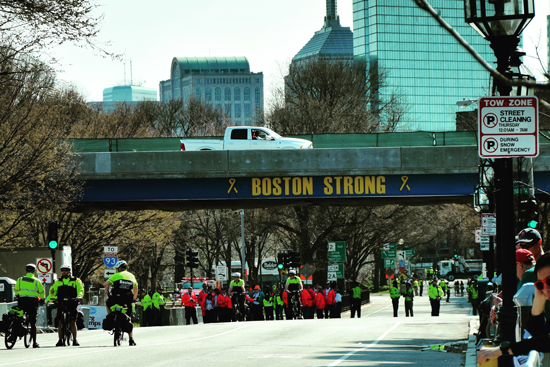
[479,96,538,158]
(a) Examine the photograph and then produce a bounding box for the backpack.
[76,308,85,330]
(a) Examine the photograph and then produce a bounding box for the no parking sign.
[478,96,538,158]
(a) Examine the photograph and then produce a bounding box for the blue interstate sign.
[103,254,118,268]
[82,174,480,202]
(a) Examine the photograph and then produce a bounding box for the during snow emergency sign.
[478,96,538,158]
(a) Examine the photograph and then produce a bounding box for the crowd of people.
[477,228,550,365]
[173,270,363,324]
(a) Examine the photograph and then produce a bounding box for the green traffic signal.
[49,240,58,249]
[527,220,538,229]
[277,263,283,269]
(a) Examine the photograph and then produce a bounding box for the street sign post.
[103,254,118,268]
[36,258,53,274]
[216,265,227,281]
[478,96,538,158]
[327,264,344,279]
[328,241,346,263]
[482,213,497,236]
[104,269,116,278]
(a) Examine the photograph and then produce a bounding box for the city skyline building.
[292,0,353,63]
[102,85,158,102]
[159,57,264,126]
[352,0,497,131]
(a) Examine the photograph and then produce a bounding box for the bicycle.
[4,307,31,350]
[231,293,245,322]
[57,298,79,346]
[289,291,302,320]
[110,304,131,347]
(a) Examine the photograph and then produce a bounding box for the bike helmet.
[232,272,240,277]
[288,270,296,275]
[26,263,36,273]
[60,264,71,271]
[114,260,128,270]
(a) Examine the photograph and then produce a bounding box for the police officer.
[49,264,84,346]
[350,281,362,318]
[263,286,274,321]
[104,260,138,346]
[15,264,45,348]
[229,272,246,321]
[152,286,165,326]
[404,281,414,317]
[285,270,303,319]
[390,280,401,317]
[140,290,153,326]
[429,279,444,316]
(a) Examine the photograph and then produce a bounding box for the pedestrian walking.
[429,279,444,316]
[350,281,362,318]
[390,280,401,317]
[419,279,424,296]
[413,279,419,296]
[460,281,465,297]
[470,280,480,315]
[404,282,414,317]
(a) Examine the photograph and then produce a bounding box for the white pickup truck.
[179,126,313,151]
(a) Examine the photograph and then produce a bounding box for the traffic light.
[277,253,284,270]
[288,251,301,268]
[519,198,539,228]
[47,221,58,250]
[186,249,199,268]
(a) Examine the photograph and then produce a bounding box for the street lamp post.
[464,0,535,355]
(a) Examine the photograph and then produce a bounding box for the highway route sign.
[478,96,538,158]
[103,254,118,268]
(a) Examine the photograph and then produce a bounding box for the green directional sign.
[382,250,396,258]
[384,258,395,268]
[406,249,415,256]
[327,263,345,280]
[328,241,346,263]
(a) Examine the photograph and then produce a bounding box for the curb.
[465,318,480,367]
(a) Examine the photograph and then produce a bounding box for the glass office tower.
[353,0,496,131]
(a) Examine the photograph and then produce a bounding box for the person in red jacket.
[301,286,313,319]
[308,286,316,319]
[315,286,325,319]
[198,283,209,319]
[324,282,336,319]
[217,287,232,322]
[182,287,198,325]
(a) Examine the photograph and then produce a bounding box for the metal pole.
[240,210,245,281]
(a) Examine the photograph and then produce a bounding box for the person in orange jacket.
[282,290,292,320]
[315,286,325,319]
[301,286,313,319]
[182,287,198,325]
[324,282,336,319]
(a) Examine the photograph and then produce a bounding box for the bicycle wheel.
[4,323,16,349]
[23,318,31,348]
[63,314,71,346]
[113,315,120,347]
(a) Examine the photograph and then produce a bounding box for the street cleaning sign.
[478,96,538,158]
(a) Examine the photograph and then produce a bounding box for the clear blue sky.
[50,0,549,103]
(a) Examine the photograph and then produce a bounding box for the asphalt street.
[1,289,476,367]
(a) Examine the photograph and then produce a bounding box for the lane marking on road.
[326,322,401,367]
[0,325,252,366]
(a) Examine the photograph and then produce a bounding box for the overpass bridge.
[70,132,550,211]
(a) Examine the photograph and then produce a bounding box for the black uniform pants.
[350,298,361,318]
[430,298,440,316]
[391,298,399,317]
[185,306,198,325]
[405,300,413,317]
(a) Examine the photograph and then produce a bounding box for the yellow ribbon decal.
[400,176,411,191]
[228,178,238,194]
